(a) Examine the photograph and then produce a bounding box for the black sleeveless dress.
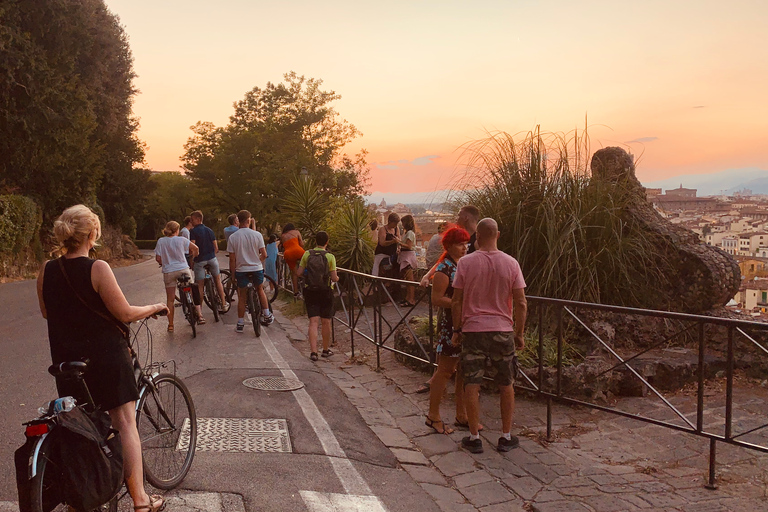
[42,257,139,411]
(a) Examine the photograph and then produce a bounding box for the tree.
[0,0,146,225]
[137,172,198,239]
[182,72,369,230]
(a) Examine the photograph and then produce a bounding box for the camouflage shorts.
[461,331,517,387]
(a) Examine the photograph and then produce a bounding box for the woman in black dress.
[36,205,168,512]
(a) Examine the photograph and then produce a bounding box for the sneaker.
[244,312,252,325]
[261,313,274,326]
[461,436,483,454]
[235,323,244,333]
[497,436,519,452]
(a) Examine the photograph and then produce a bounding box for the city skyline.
[106,0,768,194]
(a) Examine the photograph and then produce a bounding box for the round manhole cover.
[243,376,305,391]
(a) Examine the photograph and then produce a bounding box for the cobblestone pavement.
[276,306,768,512]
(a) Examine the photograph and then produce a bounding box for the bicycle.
[176,273,197,338]
[22,313,198,512]
[200,263,221,323]
[219,269,278,314]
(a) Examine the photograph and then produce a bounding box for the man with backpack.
[297,231,339,361]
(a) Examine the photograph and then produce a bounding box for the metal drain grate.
[177,418,292,453]
[243,376,305,391]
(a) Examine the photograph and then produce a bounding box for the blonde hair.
[163,221,180,237]
[53,204,101,254]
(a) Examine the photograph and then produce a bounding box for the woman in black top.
[372,212,401,277]
[36,205,168,512]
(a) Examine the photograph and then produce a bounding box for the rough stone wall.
[590,147,741,312]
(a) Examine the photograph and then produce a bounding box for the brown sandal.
[167,325,174,332]
[425,416,454,435]
[134,494,165,511]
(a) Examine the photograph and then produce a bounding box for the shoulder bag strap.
[56,257,130,340]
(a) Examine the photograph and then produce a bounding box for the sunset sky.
[106,0,768,197]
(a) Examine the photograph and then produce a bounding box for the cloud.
[693,105,706,109]
[375,155,440,170]
[626,136,658,143]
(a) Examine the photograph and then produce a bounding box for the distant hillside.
[642,168,768,196]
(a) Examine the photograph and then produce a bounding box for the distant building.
[645,188,662,199]
[721,235,739,255]
[652,196,718,212]
[738,278,768,311]
[738,232,768,255]
[664,185,697,198]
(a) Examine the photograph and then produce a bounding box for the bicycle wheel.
[204,279,220,322]
[218,270,233,314]
[137,373,197,490]
[182,288,196,338]
[249,287,261,337]
[263,275,279,304]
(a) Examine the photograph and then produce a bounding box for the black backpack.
[305,249,330,291]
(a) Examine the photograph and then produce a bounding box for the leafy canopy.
[182,72,369,231]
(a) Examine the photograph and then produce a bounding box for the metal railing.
[329,267,768,489]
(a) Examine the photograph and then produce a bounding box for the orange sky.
[107,0,768,194]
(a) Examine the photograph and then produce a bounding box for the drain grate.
[177,418,292,453]
[243,376,305,391]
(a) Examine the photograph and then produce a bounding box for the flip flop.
[425,416,454,435]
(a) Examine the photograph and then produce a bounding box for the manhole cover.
[243,376,305,391]
[178,418,292,453]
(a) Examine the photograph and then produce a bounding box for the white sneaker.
[244,312,252,325]
[261,313,275,326]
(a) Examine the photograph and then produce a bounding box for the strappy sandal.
[197,316,206,325]
[425,416,454,435]
[310,352,319,361]
[134,494,165,512]
[321,349,334,357]
[167,325,174,332]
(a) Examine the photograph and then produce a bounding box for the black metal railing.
[330,267,768,489]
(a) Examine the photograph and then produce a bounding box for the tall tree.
[0,0,147,225]
[182,72,369,230]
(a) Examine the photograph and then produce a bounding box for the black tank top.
[374,227,399,257]
[43,257,127,366]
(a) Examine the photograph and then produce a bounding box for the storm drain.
[243,376,305,391]
[177,418,292,453]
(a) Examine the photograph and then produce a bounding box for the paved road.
[0,256,439,511]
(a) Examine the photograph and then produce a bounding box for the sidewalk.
[275,306,768,512]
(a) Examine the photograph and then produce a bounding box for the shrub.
[326,197,375,274]
[133,240,157,250]
[0,195,41,254]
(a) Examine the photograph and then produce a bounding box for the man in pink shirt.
[451,218,528,453]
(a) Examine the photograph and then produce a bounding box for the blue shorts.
[236,270,264,288]
[193,257,220,281]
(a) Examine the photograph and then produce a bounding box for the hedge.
[0,195,41,254]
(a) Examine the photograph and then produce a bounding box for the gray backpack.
[305,249,330,291]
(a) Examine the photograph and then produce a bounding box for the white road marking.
[299,491,386,512]
[260,329,386,508]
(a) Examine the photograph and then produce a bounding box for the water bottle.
[38,396,77,416]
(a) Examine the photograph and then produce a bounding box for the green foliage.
[516,328,583,369]
[0,195,41,254]
[326,197,375,274]
[282,177,329,245]
[454,127,668,308]
[133,240,157,250]
[182,72,369,231]
[0,0,146,226]
[138,171,199,238]
[411,316,437,339]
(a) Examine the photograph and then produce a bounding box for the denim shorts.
[193,257,220,281]
[235,270,264,288]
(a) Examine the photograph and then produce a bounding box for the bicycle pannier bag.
[53,407,124,510]
[305,249,330,291]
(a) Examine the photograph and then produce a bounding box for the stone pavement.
[0,491,246,512]
[275,306,768,512]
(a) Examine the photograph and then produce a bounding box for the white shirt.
[227,227,265,272]
[155,236,190,273]
[179,227,190,240]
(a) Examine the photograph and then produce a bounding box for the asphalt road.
[0,256,439,512]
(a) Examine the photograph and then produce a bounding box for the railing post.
[697,322,705,432]
[375,279,381,371]
[348,275,355,358]
[537,303,544,393]
[546,396,553,442]
[725,326,733,440]
[556,305,563,397]
[705,438,717,489]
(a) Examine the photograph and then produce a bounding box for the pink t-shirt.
[452,250,526,332]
